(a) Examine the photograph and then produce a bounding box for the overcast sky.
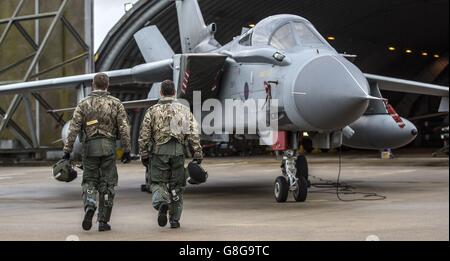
[94,0,139,52]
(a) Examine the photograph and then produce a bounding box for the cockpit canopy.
[239,14,329,51]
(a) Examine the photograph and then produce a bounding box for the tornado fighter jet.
[0,0,448,203]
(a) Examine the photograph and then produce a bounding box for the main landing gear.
[274,150,309,203]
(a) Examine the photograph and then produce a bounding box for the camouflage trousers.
[150,153,186,222]
[81,138,118,223]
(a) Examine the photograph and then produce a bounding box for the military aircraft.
[0,0,448,203]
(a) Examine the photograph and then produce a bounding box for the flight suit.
[143,141,154,192]
[64,90,131,224]
[138,96,202,223]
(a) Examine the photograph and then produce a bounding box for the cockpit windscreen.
[269,22,325,51]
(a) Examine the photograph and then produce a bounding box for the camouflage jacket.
[63,90,131,154]
[138,97,202,158]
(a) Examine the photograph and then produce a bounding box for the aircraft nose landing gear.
[274,176,289,202]
[274,150,308,203]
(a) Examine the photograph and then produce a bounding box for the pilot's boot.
[158,203,169,227]
[98,222,111,232]
[98,191,114,230]
[170,218,180,229]
[82,185,97,231]
[82,207,96,231]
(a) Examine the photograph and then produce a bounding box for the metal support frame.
[23,94,38,147]
[0,95,23,134]
[0,0,94,152]
[0,107,32,148]
[35,0,40,146]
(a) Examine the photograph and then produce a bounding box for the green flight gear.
[143,142,153,193]
[141,164,153,193]
[52,159,77,182]
[150,138,186,222]
[81,137,118,223]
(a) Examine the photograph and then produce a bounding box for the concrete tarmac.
[0,152,448,241]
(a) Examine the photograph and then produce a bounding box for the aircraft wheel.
[296,155,308,179]
[296,155,310,187]
[274,176,289,202]
[293,176,308,202]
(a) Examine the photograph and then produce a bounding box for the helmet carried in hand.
[52,159,77,182]
[187,161,208,185]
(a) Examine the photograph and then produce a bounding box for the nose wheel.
[292,176,308,202]
[273,151,309,203]
[274,176,289,202]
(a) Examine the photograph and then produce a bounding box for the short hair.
[93,73,109,90]
[161,80,176,96]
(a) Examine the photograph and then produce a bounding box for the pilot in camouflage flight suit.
[139,80,203,229]
[63,73,132,232]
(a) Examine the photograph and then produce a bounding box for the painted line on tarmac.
[0,174,25,177]
[259,168,279,172]
[211,163,240,167]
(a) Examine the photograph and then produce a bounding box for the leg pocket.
[100,154,118,186]
[82,157,100,184]
[150,183,170,210]
[171,155,186,187]
[151,155,171,183]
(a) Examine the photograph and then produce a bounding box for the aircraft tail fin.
[134,26,174,63]
[175,0,220,53]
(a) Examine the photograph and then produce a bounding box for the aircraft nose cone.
[293,55,370,130]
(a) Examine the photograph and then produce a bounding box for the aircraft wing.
[122,98,159,109]
[0,59,173,95]
[47,99,159,114]
[365,73,449,97]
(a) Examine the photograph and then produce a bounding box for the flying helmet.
[187,161,208,185]
[52,159,77,182]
